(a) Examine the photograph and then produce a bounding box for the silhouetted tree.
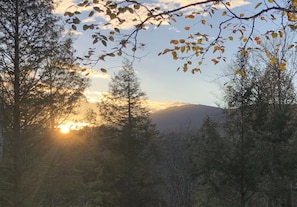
[98,62,161,207]
[0,1,89,206]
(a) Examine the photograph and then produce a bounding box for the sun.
[59,125,70,134]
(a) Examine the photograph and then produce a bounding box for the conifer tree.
[0,1,89,206]
[98,63,161,207]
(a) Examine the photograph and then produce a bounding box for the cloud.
[83,90,186,112]
[156,0,250,9]
[145,100,186,113]
[54,0,251,30]
[83,91,106,103]
[53,0,92,14]
[62,29,83,35]
[81,67,111,79]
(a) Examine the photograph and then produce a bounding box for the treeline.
[1,1,297,207]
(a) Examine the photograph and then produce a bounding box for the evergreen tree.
[0,1,89,206]
[193,38,297,206]
[98,63,161,207]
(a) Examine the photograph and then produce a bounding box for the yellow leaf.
[268,0,274,3]
[287,12,297,21]
[198,61,202,65]
[240,69,246,77]
[211,58,219,64]
[185,14,195,19]
[266,53,271,58]
[271,32,277,38]
[197,39,203,44]
[243,37,247,42]
[235,69,245,77]
[278,30,283,37]
[289,24,297,30]
[170,40,179,44]
[240,13,244,18]
[260,16,267,21]
[226,2,231,6]
[191,68,200,74]
[179,39,185,43]
[270,57,276,65]
[229,36,234,40]
[201,19,206,24]
[180,46,185,53]
[278,62,286,70]
[292,0,297,7]
[172,51,178,60]
[222,11,227,16]
[213,45,220,53]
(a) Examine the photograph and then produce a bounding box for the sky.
[54,0,257,109]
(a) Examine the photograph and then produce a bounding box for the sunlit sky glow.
[54,0,254,108]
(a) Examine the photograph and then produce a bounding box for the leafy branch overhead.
[65,0,297,74]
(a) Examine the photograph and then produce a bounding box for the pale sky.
[54,0,257,109]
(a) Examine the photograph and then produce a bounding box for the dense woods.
[2,0,297,207]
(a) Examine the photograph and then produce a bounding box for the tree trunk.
[12,0,22,206]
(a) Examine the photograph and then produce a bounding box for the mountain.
[151,104,224,133]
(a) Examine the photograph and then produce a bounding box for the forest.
[2,0,297,207]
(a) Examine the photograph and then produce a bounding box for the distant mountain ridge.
[151,104,224,132]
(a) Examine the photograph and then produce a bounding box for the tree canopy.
[65,0,297,74]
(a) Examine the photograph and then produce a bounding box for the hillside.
[151,104,224,133]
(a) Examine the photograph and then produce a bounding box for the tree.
[161,130,197,207]
[190,34,297,206]
[97,62,161,207]
[65,0,297,73]
[220,35,297,206]
[0,0,89,206]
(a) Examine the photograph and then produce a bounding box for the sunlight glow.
[59,125,70,134]
[57,121,91,134]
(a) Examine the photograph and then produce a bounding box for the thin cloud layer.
[54,0,250,30]
[83,90,186,112]
[157,0,250,9]
[81,68,111,79]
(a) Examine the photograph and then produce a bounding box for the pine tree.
[0,1,89,206]
[98,63,161,207]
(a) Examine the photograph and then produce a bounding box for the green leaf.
[110,13,116,20]
[107,53,115,57]
[99,55,105,61]
[183,63,188,72]
[101,40,107,47]
[134,4,140,9]
[89,11,95,17]
[83,25,89,31]
[109,36,114,41]
[94,7,103,12]
[73,17,80,24]
[72,25,77,30]
[255,2,262,8]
